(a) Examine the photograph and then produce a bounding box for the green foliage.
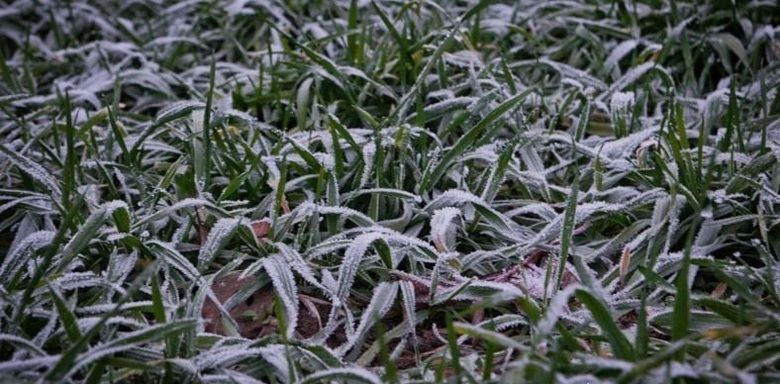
[0,0,779,383]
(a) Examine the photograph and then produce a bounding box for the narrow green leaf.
[420,89,533,192]
[575,289,635,361]
[48,287,82,342]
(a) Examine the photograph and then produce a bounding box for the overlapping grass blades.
[1,0,779,382]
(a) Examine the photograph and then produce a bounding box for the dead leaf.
[619,246,631,285]
[710,282,727,299]
[251,220,270,243]
[202,272,276,338]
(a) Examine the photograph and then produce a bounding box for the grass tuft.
[0,0,779,382]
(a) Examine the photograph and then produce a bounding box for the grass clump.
[1,0,780,382]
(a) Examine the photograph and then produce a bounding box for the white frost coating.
[256,345,292,382]
[461,143,501,163]
[135,198,214,227]
[359,142,376,188]
[63,324,192,378]
[294,202,375,228]
[148,240,201,282]
[76,316,148,334]
[197,218,242,268]
[0,355,59,373]
[0,334,45,357]
[341,188,422,204]
[0,196,52,217]
[321,269,337,292]
[314,152,335,170]
[317,225,440,258]
[535,285,580,339]
[31,312,58,349]
[561,78,584,90]
[102,200,129,216]
[0,146,62,198]
[191,109,204,132]
[443,50,484,68]
[423,97,478,116]
[155,100,205,122]
[335,232,385,301]
[599,126,659,160]
[608,61,658,93]
[605,40,640,73]
[202,372,264,384]
[427,89,455,100]
[610,91,635,114]
[578,354,633,371]
[399,281,419,343]
[337,282,398,355]
[299,367,382,384]
[556,374,603,384]
[535,58,607,89]
[262,254,299,339]
[53,272,104,291]
[475,314,527,332]
[0,2,772,381]
[663,195,687,255]
[268,243,332,297]
[452,322,528,351]
[195,346,265,370]
[464,280,527,302]
[78,184,101,210]
[519,201,625,252]
[425,189,512,228]
[513,261,568,299]
[646,362,702,381]
[429,207,461,252]
[0,231,55,281]
[263,156,281,188]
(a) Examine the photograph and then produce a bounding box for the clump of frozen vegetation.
[0,0,779,382]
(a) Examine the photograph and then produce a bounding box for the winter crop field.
[1,0,779,382]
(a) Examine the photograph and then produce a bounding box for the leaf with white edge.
[57,202,130,273]
[429,207,461,252]
[419,88,534,192]
[0,144,62,199]
[453,322,529,352]
[535,284,580,341]
[59,320,196,380]
[575,288,635,361]
[133,198,229,229]
[197,218,242,269]
[337,281,398,355]
[0,230,55,281]
[300,367,382,384]
[399,281,419,345]
[262,254,299,339]
[335,232,385,302]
